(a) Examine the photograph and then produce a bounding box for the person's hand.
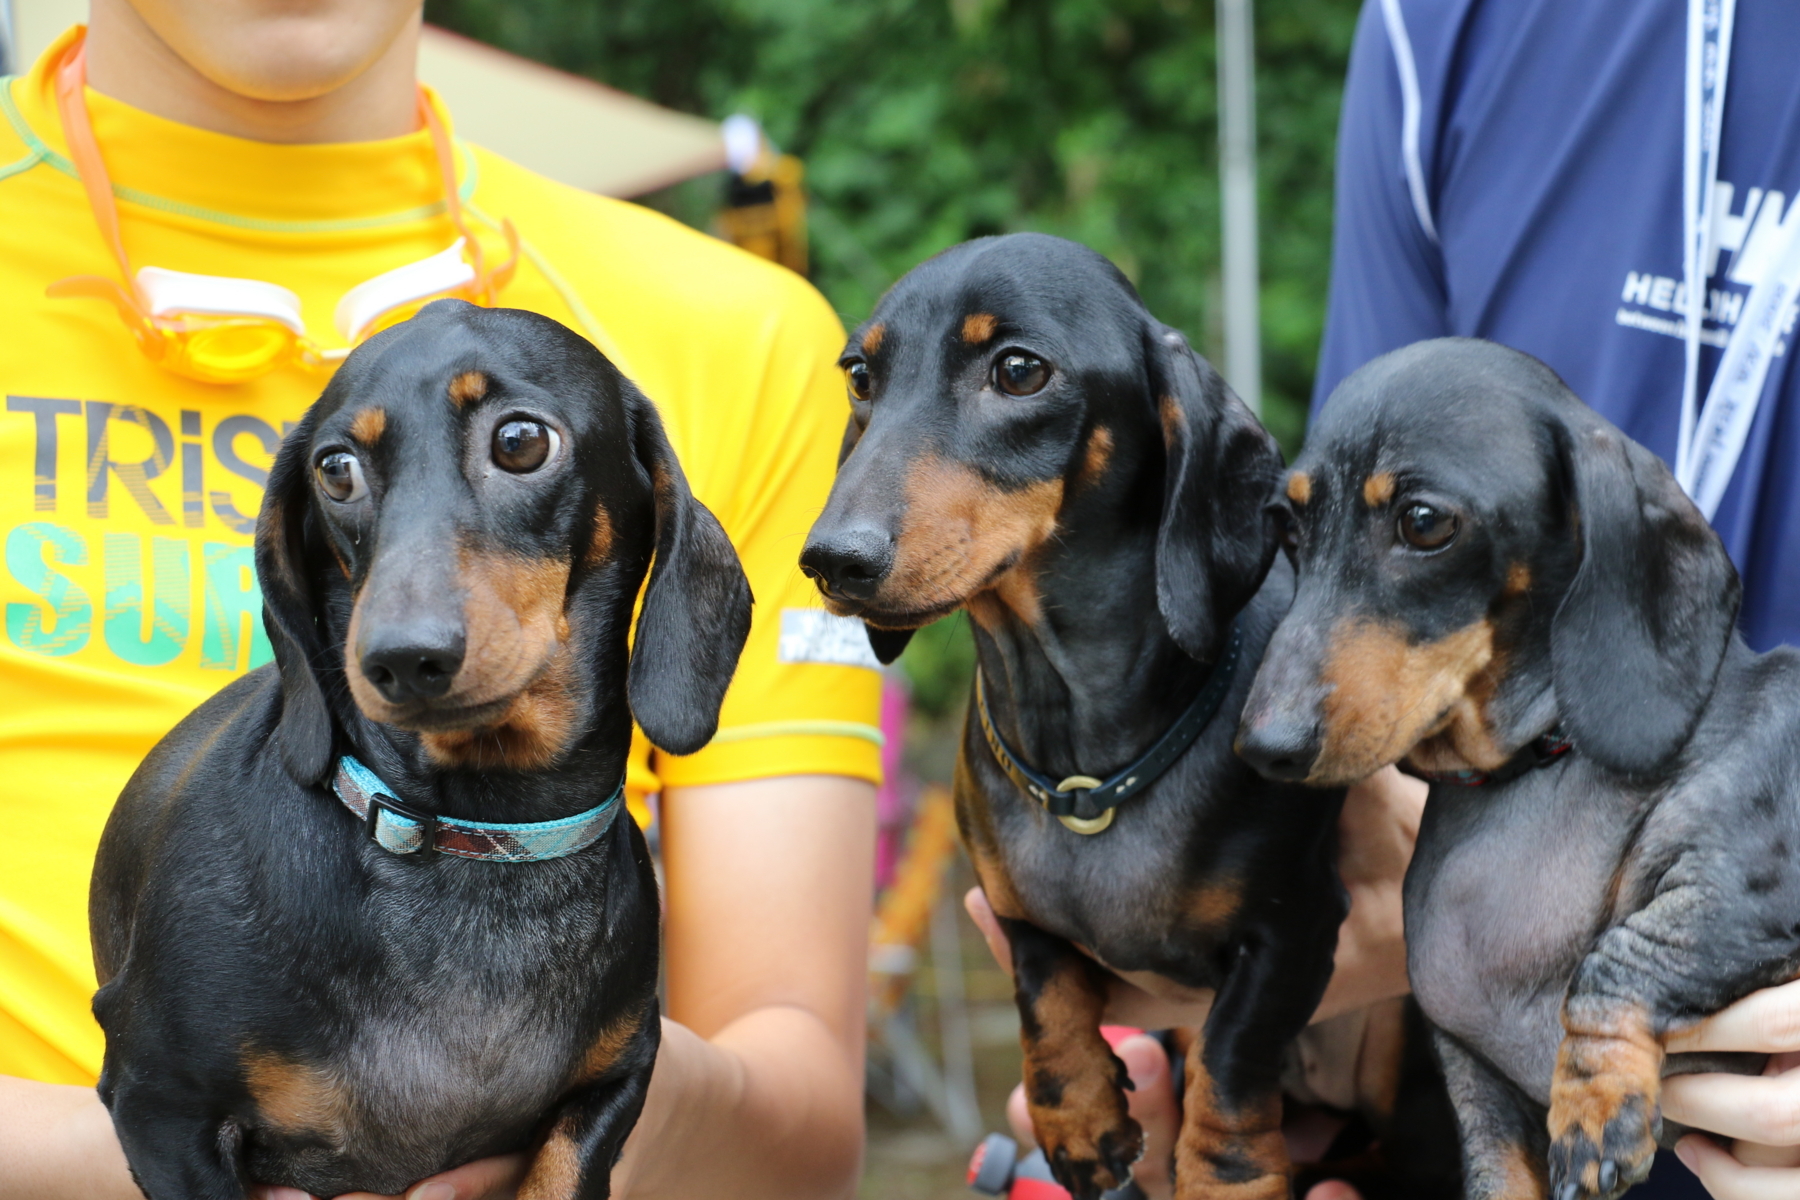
[1663,980,1800,1198]
[252,1153,528,1200]
[964,767,1425,1028]
[968,767,1426,1194]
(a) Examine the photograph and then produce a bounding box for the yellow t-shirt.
[0,27,882,1085]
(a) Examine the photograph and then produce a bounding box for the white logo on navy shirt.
[1617,178,1800,352]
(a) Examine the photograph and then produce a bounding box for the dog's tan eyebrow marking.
[1363,472,1396,506]
[349,407,386,445]
[861,323,885,354]
[962,312,998,345]
[1287,472,1312,504]
[1505,562,1532,595]
[448,371,489,407]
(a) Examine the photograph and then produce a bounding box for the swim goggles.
[45,36,519,385]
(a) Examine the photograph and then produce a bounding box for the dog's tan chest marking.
[572,1009,644,1083]
[244,1049,352,1142]
[1186,880,1243,931]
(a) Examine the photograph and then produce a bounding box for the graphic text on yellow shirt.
[4,393,285,671]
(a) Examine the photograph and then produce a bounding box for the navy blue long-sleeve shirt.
[1316,0,1800,649]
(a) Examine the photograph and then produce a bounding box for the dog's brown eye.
[994,353,1050,397]
[315,451,367,503]
[1399,504,1458,550]
[846,361,872,402]
[493,419,553,473]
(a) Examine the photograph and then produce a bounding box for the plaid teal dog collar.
[332,755,623,862]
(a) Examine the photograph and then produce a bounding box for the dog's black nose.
[799,529,895,602]
[360,627,466,703]
[1235,717,1321,782]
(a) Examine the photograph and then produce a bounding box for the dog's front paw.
[1548,1038,1660,1200]
[1027,1063,1143,1200]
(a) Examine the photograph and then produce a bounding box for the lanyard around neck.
[1676,0,1800,519]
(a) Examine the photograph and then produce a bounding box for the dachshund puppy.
[89,301,751,1200]
[1239,338,1793,1200]
[803,234,1456,1200]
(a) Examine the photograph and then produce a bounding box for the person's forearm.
[616,1011,863,1200]
[0,1076,137,1200]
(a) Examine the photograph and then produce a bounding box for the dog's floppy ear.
[1549,420,1739,776]
[255,410,335,787]
[627,391,754,755]
[1144,322,1284,662]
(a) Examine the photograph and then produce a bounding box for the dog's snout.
[799,529,895,602]
[1235,716,1323,783]
[360,625,466,704]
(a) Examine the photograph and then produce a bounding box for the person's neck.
[82,1,420,144]
[971,516,1224,784]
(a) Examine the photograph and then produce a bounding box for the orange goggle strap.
[51,39,166,354]
[50,34,516,336]
[420,91,518,304]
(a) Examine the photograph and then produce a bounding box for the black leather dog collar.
[975,622,1243,835]
[1403,727,1573,788]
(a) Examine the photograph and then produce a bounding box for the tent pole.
[1216,0,1262,415]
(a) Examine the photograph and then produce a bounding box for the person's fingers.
[1007,1081,1033,1146]
[1676,1134,1800,1200]
[1305,1181,1364,1200]
[254,1189,314,1200]
[1336,768,1425,885]
[1666,980,1800,1054]
[966,887,1015,979]
[326,1151,528,1200]
[1115,1034,1177,1200]
[1662,1068,1800,1146]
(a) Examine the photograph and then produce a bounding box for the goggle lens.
[173,317,298,383]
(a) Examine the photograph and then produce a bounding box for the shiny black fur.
[803,235,1459,1200]
[1242,339,1796,1200]
[90,302,750,1199]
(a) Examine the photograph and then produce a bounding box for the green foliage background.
[426,0,1364,716]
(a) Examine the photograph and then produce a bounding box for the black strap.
[975,623,1243,824]
[1403,727,1573,788]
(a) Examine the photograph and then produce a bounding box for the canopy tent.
[1,0,729,199]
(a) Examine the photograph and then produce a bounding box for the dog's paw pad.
[1548,1093,1656,1200]
[1037,1104,1144,1199]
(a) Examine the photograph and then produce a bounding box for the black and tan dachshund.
[801,234,1455,1200]
[1238,337,1797,1200]
[89,300,751,1200]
